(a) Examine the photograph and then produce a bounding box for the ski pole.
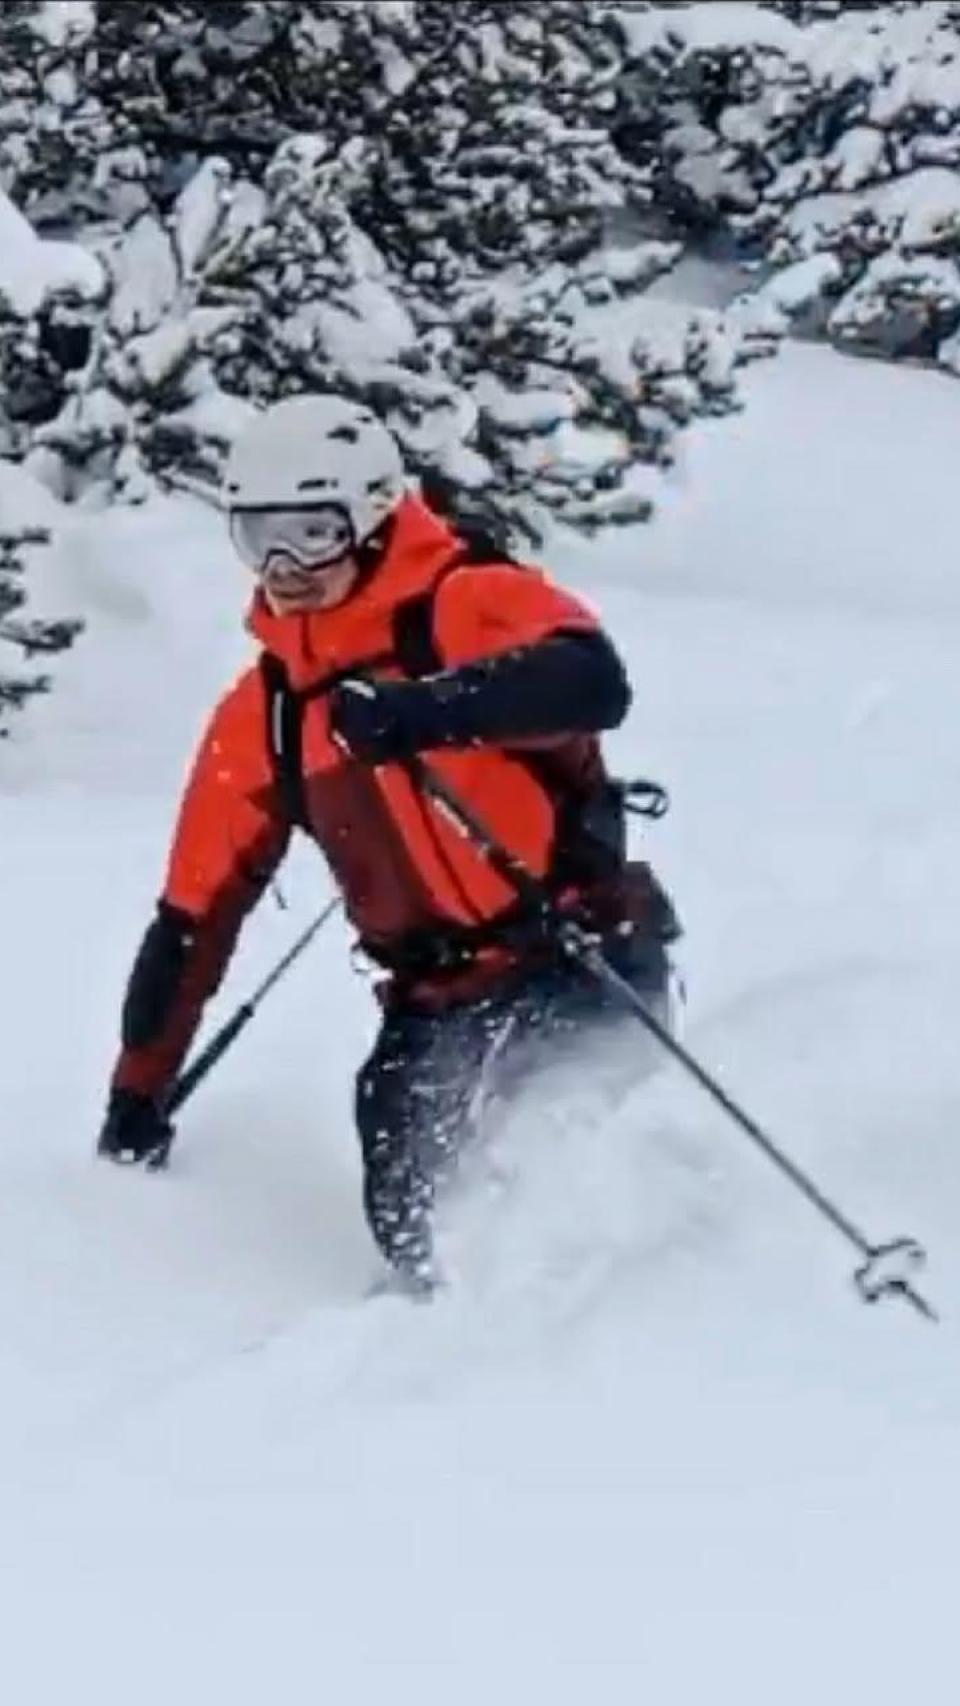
[147,897,341,1169]
[406,755,938,1324]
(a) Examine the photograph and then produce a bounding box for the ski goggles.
[228,503,355,573]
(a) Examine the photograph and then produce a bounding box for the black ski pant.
[354,932,671,1276]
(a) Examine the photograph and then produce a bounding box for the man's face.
[228,504,362,614]
[260,550,361,615]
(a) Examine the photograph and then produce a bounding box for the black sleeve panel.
[121,902,200,1051]
[393,629,632,750]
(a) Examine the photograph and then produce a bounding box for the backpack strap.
[260,646,398,831]
[260,652,308,830]
[260,535,518,828]
[392,589,444,679]
[391,533,517,679]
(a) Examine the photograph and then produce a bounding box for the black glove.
[97,1087,173,1166]
[328,676,433,764]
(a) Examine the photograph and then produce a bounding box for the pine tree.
[92,1,297,197]
[0,527,82,734]
[619,1,960,370]
[0,0,110,232]
[13,0,752,543]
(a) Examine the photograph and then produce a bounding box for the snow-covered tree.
[6,1,756,543]
[92,1,296,195]
[0,182,104,480]
[0,1,110,233]
[0,525,82,734]
[616,2,960,372]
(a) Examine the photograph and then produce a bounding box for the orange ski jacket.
[113,495,619,1098]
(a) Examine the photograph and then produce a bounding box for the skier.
[98,395,679,1289]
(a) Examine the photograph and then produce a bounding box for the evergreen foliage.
[616,2,960,370]
[0,1,752,542]
[0,526,82,734]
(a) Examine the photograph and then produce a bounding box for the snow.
[475,376,575,434]
[614,2,801,61]
[159,385,257,458]
[27,0,95,48]
[826,124,888,194]
[106,212,179,338]
[829,250,960,341]
[782,167,960,254]
[3,341,960,1700]
[0,458,61,534]
[0,185,103,317]
[738,252,843,332]
[171,157,231,281]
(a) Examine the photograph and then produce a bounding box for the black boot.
[97,1087,173,1166]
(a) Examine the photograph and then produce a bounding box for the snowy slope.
[2,344,960,1704]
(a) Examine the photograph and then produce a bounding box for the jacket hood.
[246,494,463,690]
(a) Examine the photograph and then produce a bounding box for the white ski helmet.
[222,394,406,546]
